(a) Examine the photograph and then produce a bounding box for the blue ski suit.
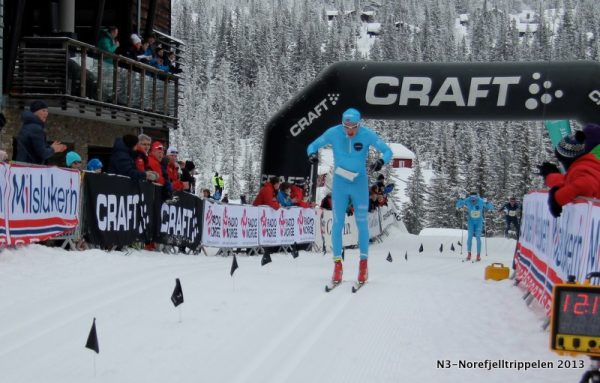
[455,195,494,255]
[307,124,392,260]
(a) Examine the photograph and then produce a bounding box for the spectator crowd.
[97,27,181,75]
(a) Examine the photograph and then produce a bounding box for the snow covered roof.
[361,11,375,16]
[516,23,538,33]
[326,10,338,17]
[459,14,469,22]
[366,23,381,34]
[389,143,415,160]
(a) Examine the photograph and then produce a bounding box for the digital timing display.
[556,288,600,336]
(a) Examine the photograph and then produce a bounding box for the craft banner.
[6,164,80,245]
[84,173,156,247]
[515,191,599,313]
[154,191,203,250]
[201,201,259,248]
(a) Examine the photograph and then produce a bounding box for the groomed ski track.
[0,232,584,383]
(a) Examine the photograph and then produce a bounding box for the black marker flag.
[85,318,99,354]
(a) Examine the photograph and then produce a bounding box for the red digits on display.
[573,293,590,316]
[563,293,571,313]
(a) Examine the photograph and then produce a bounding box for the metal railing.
[10,37,180,129]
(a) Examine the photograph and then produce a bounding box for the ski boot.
[465,252,471,261]
[476,254,481,262]
[358,259,368,283]
[332,260,343,283]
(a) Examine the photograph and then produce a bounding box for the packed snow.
[0,227,588,383]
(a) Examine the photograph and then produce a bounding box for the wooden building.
[1,0,182,167]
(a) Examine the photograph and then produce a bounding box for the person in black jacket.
[180,160,196,193]
[108,134,158,181]
[15,100,67,164]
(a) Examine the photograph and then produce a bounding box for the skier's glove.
[369,159,384,172]
[308,153,319,164]
[537,162,560,177]
[548,187,563,218]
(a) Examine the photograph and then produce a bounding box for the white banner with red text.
[201,200,316,248]
[0,163,80,245]
[515,191,600,314]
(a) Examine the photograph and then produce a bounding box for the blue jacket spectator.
[108,135,149,180]
[15,101,66,164]
[277,183,293,207]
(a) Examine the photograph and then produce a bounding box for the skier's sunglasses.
[343,122,358,130]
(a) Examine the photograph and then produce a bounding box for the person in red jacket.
[147,141,166,185]
[538,131,600,217]
[290,179,312,208]
[253,176,281,209]
[166,146,186,191]
[134,133,151,172]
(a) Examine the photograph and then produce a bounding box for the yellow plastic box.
[485,263,510,281]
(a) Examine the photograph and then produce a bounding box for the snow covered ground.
[0,228,587,383]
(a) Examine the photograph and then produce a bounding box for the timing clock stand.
[550,272,600,383]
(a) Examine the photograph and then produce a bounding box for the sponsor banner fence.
[154,191,203,250]
[202,202,315,248]
[0,163,7,244]
[516,191,600,313]
[2,163,80,245]
[314,207,394,252]
[84,173,156,248]
[201,201,260,248]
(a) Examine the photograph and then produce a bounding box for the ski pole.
[460,209,464,255]
[484,210,489,257]
[309,162,316,203]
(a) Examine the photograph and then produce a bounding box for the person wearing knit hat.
[15,100,67,164]
[583,123,600,153]
[555,132,586,169]
[87,158,103,173]
[66,151,82,170]
[543,131,600,218]
[29,100,48,113]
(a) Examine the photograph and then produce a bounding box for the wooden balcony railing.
[9,37,181,130]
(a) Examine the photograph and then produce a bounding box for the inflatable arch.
[260,60,600,187]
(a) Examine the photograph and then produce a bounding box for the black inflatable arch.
[261,60,600,185]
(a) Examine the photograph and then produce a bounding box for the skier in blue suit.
[307,108,392,284]
[455,192,494,261]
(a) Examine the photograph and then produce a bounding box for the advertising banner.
[154,191,203,250]
[84,173,156,247]
[0,163,7,244]
[6,164,80,245]
[516,191,599,313]
[201,201,259,248]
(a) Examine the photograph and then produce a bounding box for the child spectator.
[66,151,82,170]
[277,182,294,207]
[87,158,103,173]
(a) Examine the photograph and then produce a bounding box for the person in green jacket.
[97,26,120,54]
